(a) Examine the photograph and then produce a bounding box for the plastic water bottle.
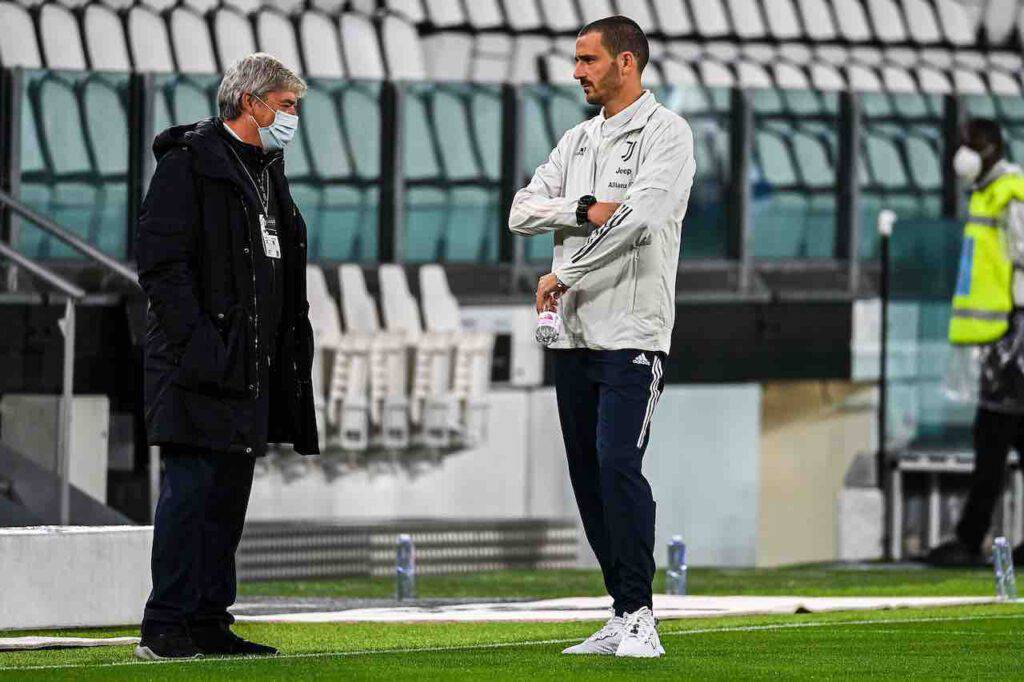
[666,536,687,595]
[396,534,417,600]
[993,536,1018,601]
[535,310,562,346]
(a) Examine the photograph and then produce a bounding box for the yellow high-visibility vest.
[949,170,1024,345]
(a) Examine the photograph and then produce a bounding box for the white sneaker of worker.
[615,607,665,658]
[561,615,625,655]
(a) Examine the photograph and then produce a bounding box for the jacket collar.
[974,159,1021,191]
[582,90,661,146]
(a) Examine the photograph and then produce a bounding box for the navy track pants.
[553,348,665,615]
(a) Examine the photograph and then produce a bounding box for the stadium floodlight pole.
[876,209,896,561]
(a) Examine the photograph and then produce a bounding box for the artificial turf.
[1,604,1022,679]
[1,566,1019,680]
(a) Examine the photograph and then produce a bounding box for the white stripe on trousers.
[637,355,663,448]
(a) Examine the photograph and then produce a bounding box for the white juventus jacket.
[509,90,695,354]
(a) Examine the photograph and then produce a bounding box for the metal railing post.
[379,81,406,263]
[499,84,522,267]
[727,88,753,291]
[837,90,862,293]
[57,298,76,526]
[1,67,24,292]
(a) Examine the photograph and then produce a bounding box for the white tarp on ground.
[235,595,997,624]
[0,637,139,651]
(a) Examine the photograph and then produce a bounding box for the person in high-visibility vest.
[928,118,1024,567]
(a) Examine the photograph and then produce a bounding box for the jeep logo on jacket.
[508,91,695,354]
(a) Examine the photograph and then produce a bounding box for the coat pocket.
[173,309,249,399]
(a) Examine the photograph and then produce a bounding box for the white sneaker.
[615,607,665,658]
[562,615,625,655]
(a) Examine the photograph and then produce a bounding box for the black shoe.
[924,540,984,567]
[134,630,203,660]
[190,626,278,656]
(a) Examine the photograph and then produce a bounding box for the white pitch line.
[2,612,1022,674]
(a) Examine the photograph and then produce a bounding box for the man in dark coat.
[134,53,318,660]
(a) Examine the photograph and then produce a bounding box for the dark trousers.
[553,348,664,616]
[956,407,1024,550]
[142,452,255,636]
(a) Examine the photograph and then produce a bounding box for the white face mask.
[249,94,298,152]
[953,145,983,184]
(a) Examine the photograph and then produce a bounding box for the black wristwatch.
[576,195,597,225]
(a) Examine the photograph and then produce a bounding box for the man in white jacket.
[508,16,695,659]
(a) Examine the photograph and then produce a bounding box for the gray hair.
[217,53,308,120]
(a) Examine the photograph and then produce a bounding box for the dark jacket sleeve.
[136,148,204,349]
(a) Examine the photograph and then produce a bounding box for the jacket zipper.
[239,198,261,399]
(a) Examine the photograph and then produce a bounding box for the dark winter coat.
[136,117,318,456]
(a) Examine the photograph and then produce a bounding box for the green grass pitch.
[2,567,1022,680]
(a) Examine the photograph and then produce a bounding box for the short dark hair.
[966,117,1004,153]
[578,15,649,72]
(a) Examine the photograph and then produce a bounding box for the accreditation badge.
[259,213,281,259]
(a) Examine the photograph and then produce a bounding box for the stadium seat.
[464,0,503,29]
[536,0,580,33]
[0,1,43,68]
[300,10,345,78]
[381,13,428,80]
[615,0,658,33]
[213,5,258,70]
[935,0,981,48]
[37,2,86,70]
[127,5,175,73]
[255,8,304,74]
[169,6,218,74]
[984,0,1018,46]
[651,0,691,37]
[688,0,731,39]
[83,3,131,71]
[378,264,423,337]
[385,0,426,23]
[829,0,874,44]
[305,264,343,452]
[340,13,387,80]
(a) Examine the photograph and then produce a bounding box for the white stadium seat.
[762,0,803,41]
[128,6,175,73]
[386,0,427,23]
[935,0,981,48]
[689,0,731,38]
[256,9,304,75]
[300,11,345,78]
[615,0,658,33]
[465,0,504,29]
[537,0,580,32]
[830,0,874,43]
[578,0,615,23]
[726,0,769,41]
[984,0,1019,45]
[381,14,427,80]
[866,0,909,45]
[83,4,131,71]
[38,2,87,70]
[422,0,463,26]
[796,0,837,41]
[340,13,387,80]
[502,0,544,32]
[0,2,42,67]
[170,7,218,74]
[651,0,691,36]
[902,0,944,46]
[213,6,258,70]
